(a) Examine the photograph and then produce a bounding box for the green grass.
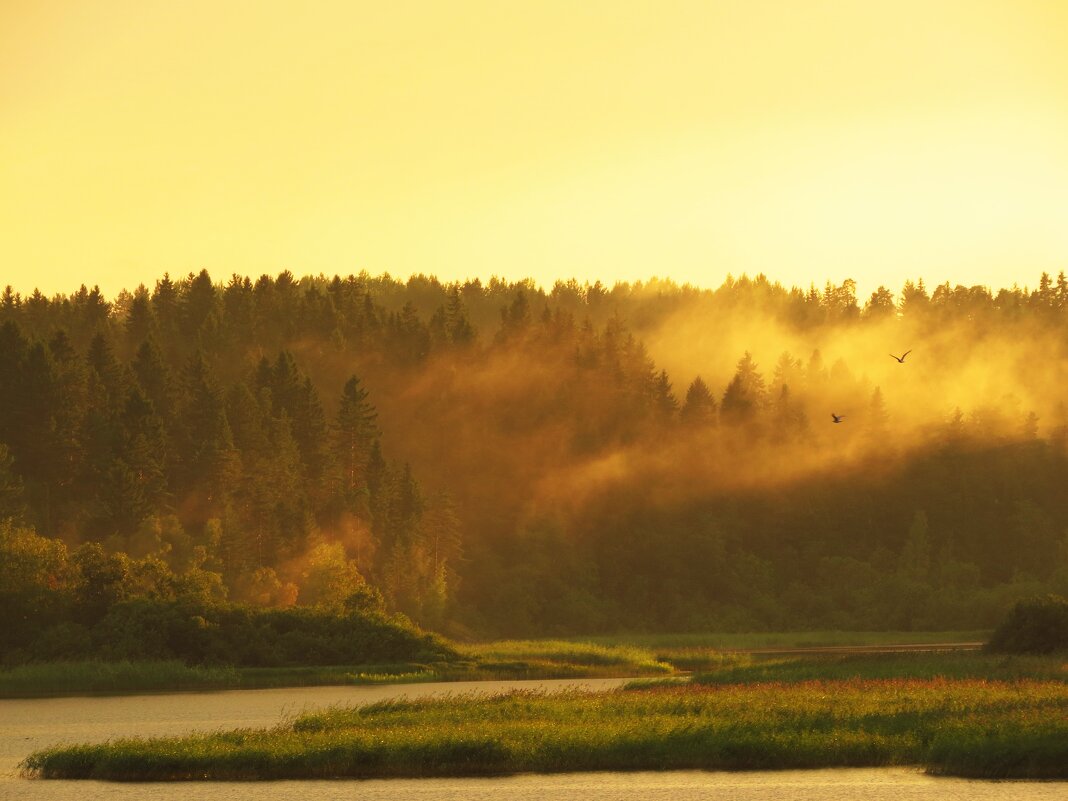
[0,640,672,698]
[0,632,990,697]
[23,668,1068,781]
[692,651,1068,685]
[0,661,239,697]
[0,652,664,698]
[458,639,671,676]
[0,661,468,698]
[575,631,989,671]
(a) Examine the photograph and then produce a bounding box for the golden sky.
[3,0,1068,297]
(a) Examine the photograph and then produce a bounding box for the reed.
[692,651,1068,685]
[574,630,990,650]
[23,674,1068,781]
[459,639,671,674]
[0,661,452,697]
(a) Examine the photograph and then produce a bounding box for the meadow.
[0,660,468,698]
[21,651,1068,781]
[576,630,988,671]
[0,641,669,698]
[0,633,988,697]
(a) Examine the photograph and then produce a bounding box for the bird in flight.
[832,413,845,424]
[890,350,912,363]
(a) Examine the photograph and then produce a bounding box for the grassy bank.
[0,660,465,698]
[23,664,1068,781]
[458,640,671,676]
[692,651,1068,684]
[0,641,669,698]
[1,632,988,697]
[576,631,989,671]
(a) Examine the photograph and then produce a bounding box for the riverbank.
[21,652,1068,781]
[0,632,982,698]
[0,641,670,698]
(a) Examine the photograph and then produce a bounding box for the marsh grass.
[459,640,671,675]
[0,661,238,697]
[692,652,1068,685]
[23,669,1068,781]
[0,644,667,697]
[0,661,459,697]
[575,631,989,671]
[0,634,990,697]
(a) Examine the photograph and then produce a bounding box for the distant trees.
[720,352,766,426]
[2,268,1068,637]
[681,377,716,426]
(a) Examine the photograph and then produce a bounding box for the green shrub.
[987,595,1068,654]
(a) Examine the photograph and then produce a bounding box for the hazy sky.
[3,0,1068,298]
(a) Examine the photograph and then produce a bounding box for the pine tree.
[333,375,379,506]
[181,269,217,337]
[119,385,168,509]
[173,351,237,512]
[680,376,717,426]
[152,274,180,341]
[771,384,807,440]
[445,287,475,345]
[720,352,767,426]
[125,286,156,347]
[131,338,173,419]
[652,370,678,422]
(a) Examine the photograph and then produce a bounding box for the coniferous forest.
[3,270,1068,660]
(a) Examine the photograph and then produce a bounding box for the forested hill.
[2,271,1068,636]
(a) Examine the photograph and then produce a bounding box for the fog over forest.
[2,270,1068,641]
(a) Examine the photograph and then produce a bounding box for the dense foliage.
[2,270,1068,638]
[0,523,453,666]
[988,595,1068,654]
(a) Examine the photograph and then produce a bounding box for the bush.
[987,595,1068,654]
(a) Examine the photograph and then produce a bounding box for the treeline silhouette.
[2,270,1068,642]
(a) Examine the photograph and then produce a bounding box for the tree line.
[1,269,1067,640]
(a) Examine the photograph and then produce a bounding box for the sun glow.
[2,0,1067,296]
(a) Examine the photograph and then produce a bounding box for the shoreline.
[20,672,1068,782]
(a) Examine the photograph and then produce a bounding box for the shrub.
[987,595,1068,654]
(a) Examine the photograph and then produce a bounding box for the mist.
[2,271,1067,636]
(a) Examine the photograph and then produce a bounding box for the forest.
[2,269,1068,655]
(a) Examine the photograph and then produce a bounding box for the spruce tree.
[680,376,717,426]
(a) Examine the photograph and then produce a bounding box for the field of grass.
[576,631,989,671]
[458,639,671,676]
[0,660,475,698]
[0,642,669,698]
[0,632,988,697]
[23,656,1068,781]
[692,651,1068,684]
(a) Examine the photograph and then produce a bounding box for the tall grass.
[459,640,670,675]
[693,652,1068,685]
[574,631,989,672]
[0,661,454,697]
[0,661,238,697]
[23,675,1068,780]
[0,635,995,697]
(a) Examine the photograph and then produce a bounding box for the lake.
[1,678,1061,800]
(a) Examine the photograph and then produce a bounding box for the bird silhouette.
[832,413,845,423]
[890,350,912,363]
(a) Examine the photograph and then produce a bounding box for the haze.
[3,0,1068,297]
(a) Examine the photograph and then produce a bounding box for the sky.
[3,0,1068,299]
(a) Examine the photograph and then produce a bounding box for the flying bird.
[832,413,845,424]
[890,350,912,363]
